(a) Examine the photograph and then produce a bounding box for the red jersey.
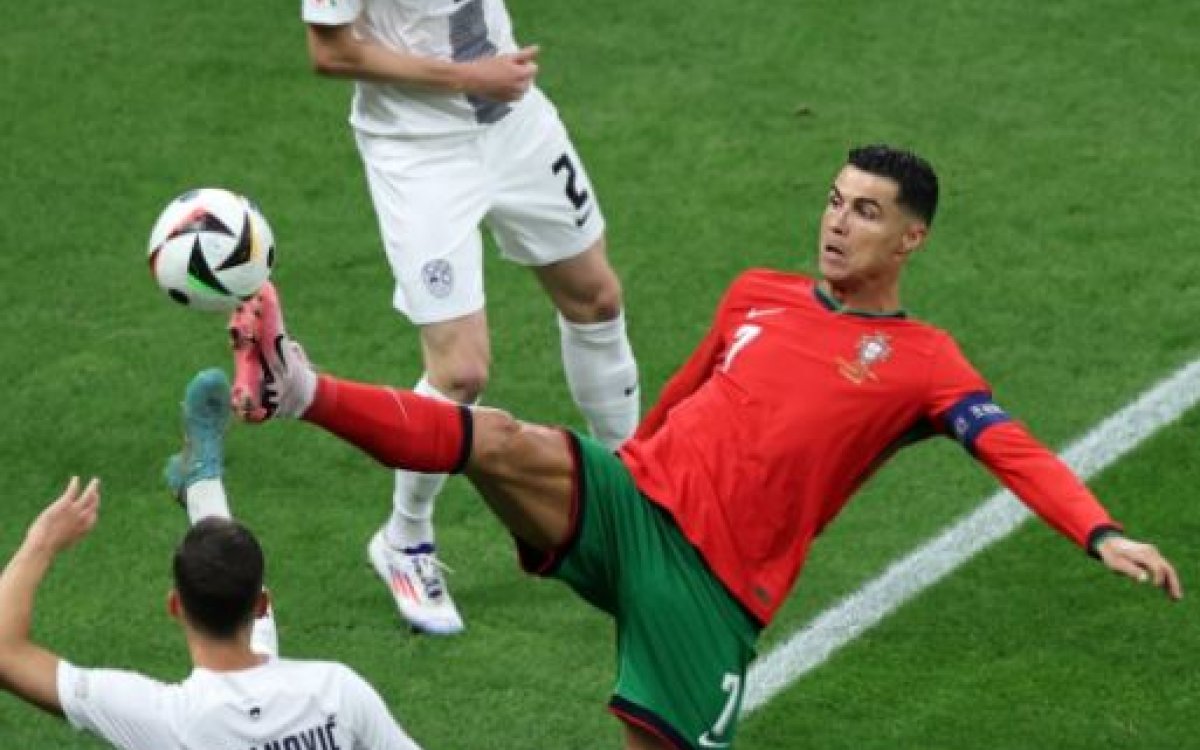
[619,270,1118,625]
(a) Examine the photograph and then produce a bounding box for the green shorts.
[517,433,761,750]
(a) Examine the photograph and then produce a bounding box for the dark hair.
[847,144,939,225]
[172,518,264,639]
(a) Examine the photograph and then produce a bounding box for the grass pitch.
[1,1,1197,748]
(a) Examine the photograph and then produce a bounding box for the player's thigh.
[489,432,641,611]
[611,506,759,750]
[466,409,577,552]
[355,131,489,324]
[481,97,606,270]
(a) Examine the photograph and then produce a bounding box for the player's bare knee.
[559,274,624,324]
[420,313,491,400]
[429,361,489,402]
[466,407,523,475]
[446,366,489,402]
[581,272,624,320]
[588,278,624,322]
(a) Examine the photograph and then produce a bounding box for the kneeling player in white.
[0,370,422,750]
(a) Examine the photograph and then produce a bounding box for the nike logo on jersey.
[746,307,785,320]
[574,207,594,227]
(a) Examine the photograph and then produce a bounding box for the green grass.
[1,1,1198,748]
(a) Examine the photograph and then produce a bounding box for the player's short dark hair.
[172,518,264,639]
[848,144,939,225]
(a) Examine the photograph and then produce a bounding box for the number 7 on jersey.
[722,324,761,372]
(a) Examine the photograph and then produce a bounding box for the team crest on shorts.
[837,332,892,384]
[421,259,454,299]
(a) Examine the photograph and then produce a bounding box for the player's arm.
[930,341,1181,600]
[969,422,1181,599]
[635,285,735,439]
[304,22,539,102]
[0,477,101,716]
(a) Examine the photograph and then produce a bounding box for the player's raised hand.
[1097,535,1182,601]
[26,477,101,555]
[459,45,539,101]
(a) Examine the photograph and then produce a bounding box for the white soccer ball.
[147,188,275,312]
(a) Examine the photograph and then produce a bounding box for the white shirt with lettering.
[58,657,421,750]
[302,0,551,136]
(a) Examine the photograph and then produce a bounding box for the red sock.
[302,375,471,473]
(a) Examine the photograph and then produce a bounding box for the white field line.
[742,356,1200,715]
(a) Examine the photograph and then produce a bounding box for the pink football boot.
[228,282,288,422]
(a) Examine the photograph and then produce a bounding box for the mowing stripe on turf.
[742,356,1200,715]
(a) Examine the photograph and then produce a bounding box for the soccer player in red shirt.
[230,144,1181,750]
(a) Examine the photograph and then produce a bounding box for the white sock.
[386,376,453,549]
[251,603,279,658]
[278,340,317,419]
[559,311,640,449]
[184,479,232,524]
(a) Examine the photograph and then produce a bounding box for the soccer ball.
[147,188,275,312]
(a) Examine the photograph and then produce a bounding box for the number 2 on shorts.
[552,152,591,211]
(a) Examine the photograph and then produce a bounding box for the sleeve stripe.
[943,391,1012,453]
[451,405,474,475]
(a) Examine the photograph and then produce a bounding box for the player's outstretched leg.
[228,297,579,596]
[165,367,279,656]
[164,368,232,518]
[231,284,465,633]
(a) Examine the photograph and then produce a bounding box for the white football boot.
[369,530,464,635]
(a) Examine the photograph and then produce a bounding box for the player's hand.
[458,45,539,101]
[25,477,101,555]
[1097,535,1182,601]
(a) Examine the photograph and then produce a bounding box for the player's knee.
[561,275,624,323]
[588,278,624,321]
[447,367,489,402]
[428,361,490,403]
[420,313,491,400]
[467,407,523,474]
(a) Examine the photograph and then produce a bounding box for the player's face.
[819,166,926,287]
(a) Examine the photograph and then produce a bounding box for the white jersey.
[303,0,543,137]
[58,657,422,750]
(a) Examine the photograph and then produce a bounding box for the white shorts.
[355,90,607,325]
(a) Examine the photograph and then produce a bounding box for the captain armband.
[943,392,1012,454]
